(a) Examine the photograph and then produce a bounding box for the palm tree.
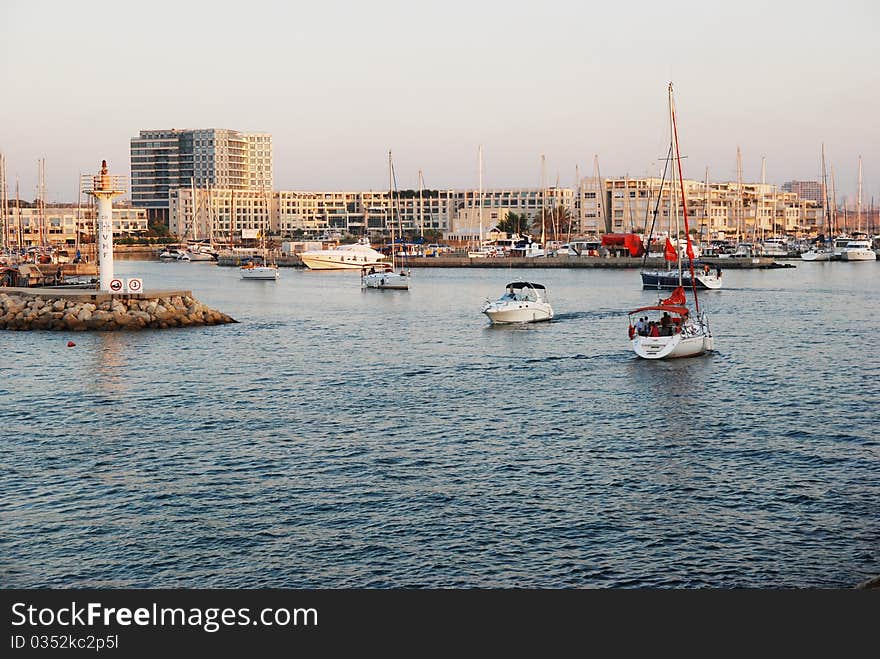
[548,205,573,241]
[498,212,532,237]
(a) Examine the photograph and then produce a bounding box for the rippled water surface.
[2,260,878,588]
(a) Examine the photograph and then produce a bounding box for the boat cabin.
[501,282,549,303]
[628,305,690,338]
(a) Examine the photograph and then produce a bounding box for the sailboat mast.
[478,145,483,245]
[540,154,546,249]
[821,144,829,239]
[190,177,197,242]
[207,183,214,247]
[703,166,710,244]
[418,168,424,239]
[760,156,766,241]
[669,83,700,311]
[830,166,837,236]
[857,155,863,234]
[574,163,580,240]
[668,90,681,286]
[37,158,45,247]
[75,173,82,254]
[388,151,395,270]
[0,153,6,253]
[15,178,22,252]
[736,147,744,242]
[594,154,607,233]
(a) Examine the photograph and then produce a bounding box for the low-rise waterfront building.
[165,179,822,241]
[4,203,148,247]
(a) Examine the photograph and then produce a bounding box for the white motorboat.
[240,262,279,280]
[362,263,409,289]
[840,234,877,261]
[761,237,789,257]
[482,282,553,324]
[299,239,386,270]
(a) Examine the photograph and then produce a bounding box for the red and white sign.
[109,278,123,292]
[126,278,143,293]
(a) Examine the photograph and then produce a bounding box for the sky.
[1,0,878,205]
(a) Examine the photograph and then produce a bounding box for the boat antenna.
[669,82,700,312]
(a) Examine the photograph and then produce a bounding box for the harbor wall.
[0,288,236,331]
[216,255,782,269]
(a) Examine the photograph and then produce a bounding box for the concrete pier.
[216,254,785,269]
[0,288,237,331]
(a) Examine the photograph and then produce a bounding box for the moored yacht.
[760,237,789,257]
[831,235,852,259]
[840,234,877,261]
[299,239,386,270]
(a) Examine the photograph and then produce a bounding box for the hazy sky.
[2,0,878,204]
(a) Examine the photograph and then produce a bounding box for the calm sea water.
[2,259,878,588]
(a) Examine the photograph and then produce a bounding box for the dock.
[216,254,786,269]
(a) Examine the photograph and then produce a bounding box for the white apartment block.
[600,178,822,237]
[5,205,148,247]
[167,180,821,240]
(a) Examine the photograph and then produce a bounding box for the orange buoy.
[67,341,76,347]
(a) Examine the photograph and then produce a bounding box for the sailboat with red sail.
[628,83,714,359]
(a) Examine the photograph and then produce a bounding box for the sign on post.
[126,278,143,293]
[109,278,123,293]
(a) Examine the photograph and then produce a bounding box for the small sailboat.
[240,258,279,280]
[362,151,409,290]
[640,153,721,290]
[482,282,553,324]
[802,145,836,262]
[241,191,279,280]
[628,83,713,360]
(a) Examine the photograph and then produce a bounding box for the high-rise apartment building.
[782,180,824,205]
[130,128,272,224]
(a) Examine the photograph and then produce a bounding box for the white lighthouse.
[82,160,125,291]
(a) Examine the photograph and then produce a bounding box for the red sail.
[661,286,686,306]
[664,238,678,262]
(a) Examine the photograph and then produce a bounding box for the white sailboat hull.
[641,270,723,290]
[240,266,279,280]
[800,250,833,261]
[187,252,216,262]
[631,331,713,359]
[362,271,409,289]
[482,300,553,324]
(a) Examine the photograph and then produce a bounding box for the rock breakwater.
[0,290,237,331]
